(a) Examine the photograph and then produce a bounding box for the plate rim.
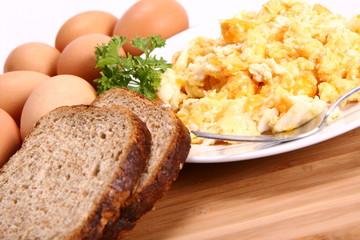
[186,116,360,163]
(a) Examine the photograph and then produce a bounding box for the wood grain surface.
[123,127,360,240]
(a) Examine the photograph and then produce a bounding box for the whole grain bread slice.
[92,88,191,238]
[0,105,151,240]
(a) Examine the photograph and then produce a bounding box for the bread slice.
[0,105,151,240]
[92,88,191,238]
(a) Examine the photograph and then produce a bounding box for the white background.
[0,0,357,71]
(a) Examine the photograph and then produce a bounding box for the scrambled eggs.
[157,0,360,145]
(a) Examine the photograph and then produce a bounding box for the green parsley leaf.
[94,35,172,100]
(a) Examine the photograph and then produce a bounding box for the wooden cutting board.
[123,127,360,240]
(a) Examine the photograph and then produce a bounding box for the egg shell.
[57,33,125,87]
[113,0,189,56]
[0,71,50,125]
[0,108,21,167]
[20,74,97,140]
[55,10,118,52]
[4,42,60,76]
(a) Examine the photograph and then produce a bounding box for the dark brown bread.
[92,88,191,238]
[0,105,151,240]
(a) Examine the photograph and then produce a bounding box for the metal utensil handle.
[319,85,360,128]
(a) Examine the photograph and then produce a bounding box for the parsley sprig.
[94,35,172,100]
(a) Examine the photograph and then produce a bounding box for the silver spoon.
[192,85,360,143]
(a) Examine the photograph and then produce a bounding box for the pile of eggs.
[0,0,189,167]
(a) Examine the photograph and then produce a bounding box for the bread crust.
[92,88,191,239]
[0,105,152,240]
[103,120,190,239]
[69,105,152,240]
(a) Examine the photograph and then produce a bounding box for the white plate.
[187,103,360,163]
[154,3,360,163]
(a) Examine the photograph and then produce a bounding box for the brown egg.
[0,71,50,125]
[113,0,189,56]
[0,108,21,167]
[57,33,125,87]
[20,74,97,140]
[4,42,60,76]
[55,10,118,52]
